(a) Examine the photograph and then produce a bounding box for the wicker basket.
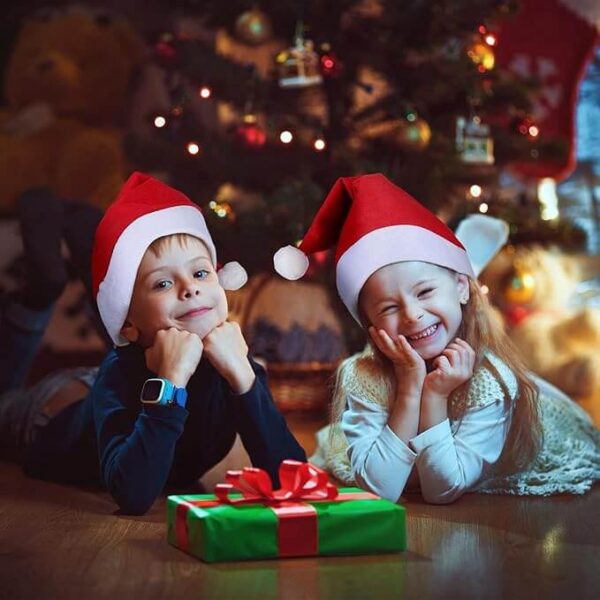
[266,361,339,413]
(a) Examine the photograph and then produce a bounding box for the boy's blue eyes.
[153,270,210,289]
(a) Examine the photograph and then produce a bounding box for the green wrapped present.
[167,460,406,562]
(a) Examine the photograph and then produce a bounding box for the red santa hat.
[92,172,247,346]
[274,173,475,322]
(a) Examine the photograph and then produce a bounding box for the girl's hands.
[368,327,426,397]
[423,338,475,399]
[145,327,203,388]
[203,321,255,394]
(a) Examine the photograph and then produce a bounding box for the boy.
[17,172,306,514]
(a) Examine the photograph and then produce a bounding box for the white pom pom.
[455,214,509,277]
[273,245,309,280]
[217,261,248,290]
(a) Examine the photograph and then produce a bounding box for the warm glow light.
[280,130,293,144]
[538,178,559,221]
[479,202,489,213]
[314,138,326,151]
[528,125,539,138]
[480,285,489,295]
[470,184,482,198]
[199,86,211,99]
[485,34,497,46]
[154,115,167,128]
[186,142,200,155]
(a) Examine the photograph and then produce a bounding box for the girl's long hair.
[330,275,542,474]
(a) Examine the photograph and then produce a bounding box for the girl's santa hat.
[274,173,476,322]
[92,172,247,346]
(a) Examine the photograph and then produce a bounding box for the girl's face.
[359,261,469,361]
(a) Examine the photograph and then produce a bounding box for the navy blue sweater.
[25,345,306,514]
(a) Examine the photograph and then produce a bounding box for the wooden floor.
[0,413,598,600]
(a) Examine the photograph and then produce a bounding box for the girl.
[274,173,600,504]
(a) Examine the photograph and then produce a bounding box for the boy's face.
[359,261,469,361]
[122,237,228,348]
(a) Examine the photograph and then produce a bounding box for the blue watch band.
[141,378,188,408]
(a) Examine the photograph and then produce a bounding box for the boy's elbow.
[116,495,154,515]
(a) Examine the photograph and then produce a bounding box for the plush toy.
[480,245,600,399]
[0,6,144,211]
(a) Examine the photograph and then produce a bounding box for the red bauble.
[320,53,342,77]
[235,115,267,149]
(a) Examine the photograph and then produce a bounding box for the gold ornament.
[504,269,536,305]
[467,41,495,71]
[235,8,272,46]
[357,113,431,152]
[397,116,431,151]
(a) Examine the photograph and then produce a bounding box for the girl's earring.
[460,296,468,305]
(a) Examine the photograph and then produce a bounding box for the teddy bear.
[480,244,600,399]
[0,6,144,211]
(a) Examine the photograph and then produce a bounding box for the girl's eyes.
[417,287,434,298]
[380,305,397,315]
[194,269,210,279]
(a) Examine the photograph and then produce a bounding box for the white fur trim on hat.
[337,225,475,322]
[217,261,248,290]
[97,205,216,346]
[455,215,509,277]
[273,245,310,280]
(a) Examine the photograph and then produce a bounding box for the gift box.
[167,460,406,562]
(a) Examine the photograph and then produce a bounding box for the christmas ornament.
[154,33,178,66]
[234,113,267,149]
[397,114,431,151]
[234,7,273,46]
[467,40,495,72]
[276,24,323,88]
[504,266,536,305]
[320,50,342,78]
[358,111,431,152]
[456,116,494,165]
[495,0,599,180]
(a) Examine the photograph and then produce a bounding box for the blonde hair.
[148,233,210,259]
[331,273,542,474]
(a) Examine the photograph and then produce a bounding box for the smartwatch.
[140,378,188,408]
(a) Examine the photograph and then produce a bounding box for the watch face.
[141,379,164,402]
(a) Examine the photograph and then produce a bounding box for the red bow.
[215,460,338,505]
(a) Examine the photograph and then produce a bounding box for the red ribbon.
[175,460,377,558]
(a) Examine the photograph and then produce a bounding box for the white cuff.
[408,419,452,454]
[380,424,418,462]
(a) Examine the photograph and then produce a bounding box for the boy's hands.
[145,328,203,388]
[423,338,475,399]
[368,327,426,398]
[203,321,255,394]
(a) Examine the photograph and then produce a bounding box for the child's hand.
[368,327,426,396]
[145,327,203,388]
[423,338,475,399]
[203,321,255,394]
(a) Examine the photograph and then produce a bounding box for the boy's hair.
[147,233,209,259]
[331,272,542,474]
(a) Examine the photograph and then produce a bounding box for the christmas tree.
[126,0,595,351]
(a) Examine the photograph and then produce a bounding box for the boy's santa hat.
[274,173,476,322]
[92,172,247,346]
